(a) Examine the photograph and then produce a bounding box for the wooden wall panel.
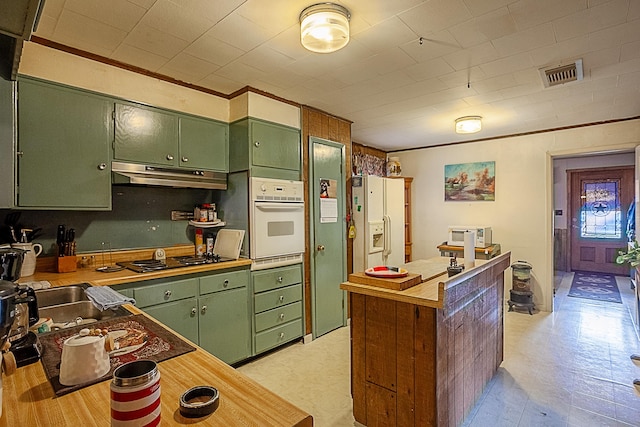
[396,302,416,427]
[301,106,352,336]
[350,293,367,424]
[365,296,397,391]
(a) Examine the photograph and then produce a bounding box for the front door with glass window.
[569,167,634,275]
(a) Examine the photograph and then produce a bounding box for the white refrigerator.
[352,175,405,272]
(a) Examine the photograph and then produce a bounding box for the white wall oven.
[250,177,305,270]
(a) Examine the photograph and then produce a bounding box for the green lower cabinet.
[251,264,304,355]
[115,268,251,365]
[198,287,250,364]
[143,298,198,344]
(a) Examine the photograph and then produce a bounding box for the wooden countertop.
[340,252,511,308]
[19,253,253,288]
[0,304,312,426]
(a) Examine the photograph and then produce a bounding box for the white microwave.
[447,226,492,247]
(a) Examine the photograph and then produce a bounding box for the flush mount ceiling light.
[299,3,351,53]
[455,116,482,134]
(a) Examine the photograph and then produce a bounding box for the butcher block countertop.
[0,305,312,426]
[4,245,311,426]
[18,245,253,288]
[340,252,511,308]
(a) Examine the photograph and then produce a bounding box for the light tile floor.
[237,272,640,426]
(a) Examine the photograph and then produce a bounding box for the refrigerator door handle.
[383,214,391,258]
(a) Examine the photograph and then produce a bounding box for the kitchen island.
[340,252,511,427]
[2,248,312,426]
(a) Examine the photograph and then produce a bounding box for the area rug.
[568,271,622,303]
[38,314,196,397]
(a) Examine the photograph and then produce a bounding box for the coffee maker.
[0,247,41,367]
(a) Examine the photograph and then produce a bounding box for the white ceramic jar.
[387,157,401,177]
[10,243,42,277]
[59,328,111,386]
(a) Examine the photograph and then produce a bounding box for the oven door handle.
[254,202,304,211]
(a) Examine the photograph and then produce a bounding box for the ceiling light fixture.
[455,116,482,134]
[299,3,351,53]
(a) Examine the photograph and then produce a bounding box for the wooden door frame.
[565,165,634,273]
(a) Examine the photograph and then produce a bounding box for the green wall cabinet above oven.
[229,118,300,180]
[16,78,112,210]
[114,101,228,172]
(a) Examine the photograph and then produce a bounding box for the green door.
[179,115,228,171]
[114,102,178,166]
[250,120,300,171]
[198,287,250,364]
[310,137,346,337]
[17,79,112,209]
[143,298,199,344]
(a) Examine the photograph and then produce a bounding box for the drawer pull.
[182,156,189,163]
[164,290,172,298]
[191,307,197,316]
[201,305,207,314]
[278,295,284,303]
[279,313,285,320]
[166,154,174,161]
[277,276,283,283]
[223,279,229,288]
[279,332,285,339]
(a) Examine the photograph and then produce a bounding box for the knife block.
[56,256,77,273]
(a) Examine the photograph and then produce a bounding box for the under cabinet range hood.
[112,161,227,190]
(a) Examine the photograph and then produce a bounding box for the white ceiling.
[33,0,640,151]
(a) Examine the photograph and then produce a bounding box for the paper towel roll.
[464,231,475,269]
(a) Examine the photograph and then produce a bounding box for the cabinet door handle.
[277,276,283,283]
[254,141,260,147]
[223,279,229,288]
[98,163,107,170]
[166,154,174,161]
[164,290,172,298]
[317,245,325,251]
[191,307,197,316]
[279,332,285,339]
[279,313,285,320]
[181,156,188,163]
[201,305,207,314]
[278,295,284,303]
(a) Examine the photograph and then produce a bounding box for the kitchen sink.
[35,283,131,331]
[35,284,91,308]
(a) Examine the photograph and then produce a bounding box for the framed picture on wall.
[444,161,495,201]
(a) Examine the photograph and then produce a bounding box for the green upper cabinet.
[114,102,178,167]
[115,101,228,172]
[230,118,300,180]
[179,115,228,171]
[17,79,112,210]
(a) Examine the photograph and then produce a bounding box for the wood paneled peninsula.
[3,248,311,427]
[340,252,511,427]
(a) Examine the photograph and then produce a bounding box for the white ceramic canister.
[110,360,161,427]
[59,328,111,386]
[10,242,42,277]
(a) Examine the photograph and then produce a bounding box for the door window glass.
[580,180,621,239]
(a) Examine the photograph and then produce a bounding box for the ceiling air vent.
[540,59,583,88]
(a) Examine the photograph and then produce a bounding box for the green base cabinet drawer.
[134,278,198,308]
[254,283,302,313]
[254,301,302,333]
[143,298,198,344]
[254,319,303,354]
[252,264,302,293]
[200,269,248,295]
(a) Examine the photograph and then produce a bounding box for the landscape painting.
[444,161,495,201]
